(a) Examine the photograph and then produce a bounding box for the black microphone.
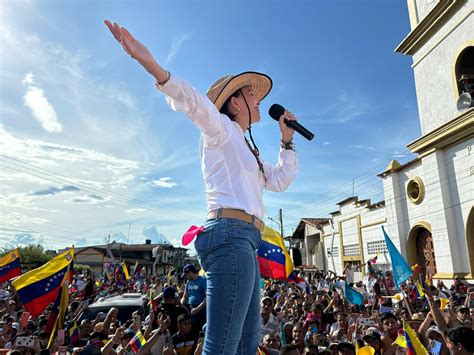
[268,104,315,141]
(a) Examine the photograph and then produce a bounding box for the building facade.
[291,0,473,282]
[72,241,188,276]
[390,0,473,281]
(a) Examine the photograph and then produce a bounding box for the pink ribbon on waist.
[182,225,205,246]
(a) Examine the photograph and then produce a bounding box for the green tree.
[16,245,53,269]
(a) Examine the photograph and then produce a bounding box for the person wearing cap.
[327,342,339,355]
[456,305,472,327]
[260,296,279,342]
[158,286,188,336]
[424,325,448,355]
[181,264,206,338]
[362,327,382,355]
[105,20,298,355]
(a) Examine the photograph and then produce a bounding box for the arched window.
[455,46,474,96]
[467,207,474,276]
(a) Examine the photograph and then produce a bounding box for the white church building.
[293,0,473,283]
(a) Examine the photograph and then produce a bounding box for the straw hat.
[206,71,272,111]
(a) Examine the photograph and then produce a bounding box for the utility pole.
[279,208,284,238]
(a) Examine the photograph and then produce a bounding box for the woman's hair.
[220,90,242,120]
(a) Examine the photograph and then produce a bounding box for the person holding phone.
[105,19,298,355]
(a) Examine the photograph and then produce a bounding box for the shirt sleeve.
[156,74,232,146]
[262,148,298,192]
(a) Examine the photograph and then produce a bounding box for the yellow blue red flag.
[403,320,428,354]
[12,248,74,317]
[0,248,21,283]
[129,330,147,353]
[257,225,293,279]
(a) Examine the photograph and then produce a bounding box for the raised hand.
[104,20,168,82]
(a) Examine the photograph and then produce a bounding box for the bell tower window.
[455,46,474,96]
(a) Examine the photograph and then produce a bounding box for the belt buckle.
[251,215,264,232]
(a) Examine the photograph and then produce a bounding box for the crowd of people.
[1,261,474,355]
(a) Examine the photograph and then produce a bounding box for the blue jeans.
[194,217,262,355]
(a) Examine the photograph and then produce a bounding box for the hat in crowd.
[261,296,273,304]
[181,264,197,277]
[363,327,382,342]
[337,342,355,352]
[206,71,273,111]
[11,322,19,331]
[457,305,470,313]
[328,342,339,349]
[411,312,426,321]
[163,286,176,299]
[425,325,443,338]
[0,289,10,301]
[93,322,104,332]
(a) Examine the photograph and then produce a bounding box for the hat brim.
[212,71,272,111]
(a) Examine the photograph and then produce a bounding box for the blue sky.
[0,0,420,252]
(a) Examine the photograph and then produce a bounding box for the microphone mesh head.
[268,104,285,121]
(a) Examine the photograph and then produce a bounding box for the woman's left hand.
[278,110,297,143]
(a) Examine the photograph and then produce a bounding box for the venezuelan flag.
[128,330,147,353]
[410,280,425,299]
[403,320,428,355]
[45,270,70,334]
[0,248,21,283]
[257,226,293,279]
[12,248,74,317]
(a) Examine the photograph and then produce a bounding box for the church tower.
[381,0,473,282]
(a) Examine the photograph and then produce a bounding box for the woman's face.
[292,325,304,344]
[240,86,261,123]
[337,315,348,330]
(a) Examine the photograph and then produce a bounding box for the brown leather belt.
[207,208,265,232]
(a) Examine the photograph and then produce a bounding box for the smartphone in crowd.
[199,331,205,344]
[310,325,318,334]
[359,318,374,326]
[430,340,442,355]
[469,298,474,309]
[15,336,35,348]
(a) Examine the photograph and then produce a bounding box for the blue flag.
[382,226,413,287]
[344,281,364,305]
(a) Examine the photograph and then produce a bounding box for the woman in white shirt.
[105,21,298,355]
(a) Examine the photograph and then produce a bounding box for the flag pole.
[401,287,413,318]
[47,317,58,349]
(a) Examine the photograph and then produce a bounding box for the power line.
[0,155,202,220]
[284,154,471,218]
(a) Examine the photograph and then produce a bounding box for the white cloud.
[348,145,375,150]
[323,141,330,145]
[22,73,62,133]
[392,150,406,158]
[151,177,178,189]
[126,208,146,214]
[166,33,192,64]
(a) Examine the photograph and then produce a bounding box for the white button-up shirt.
[158,75,297,220]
